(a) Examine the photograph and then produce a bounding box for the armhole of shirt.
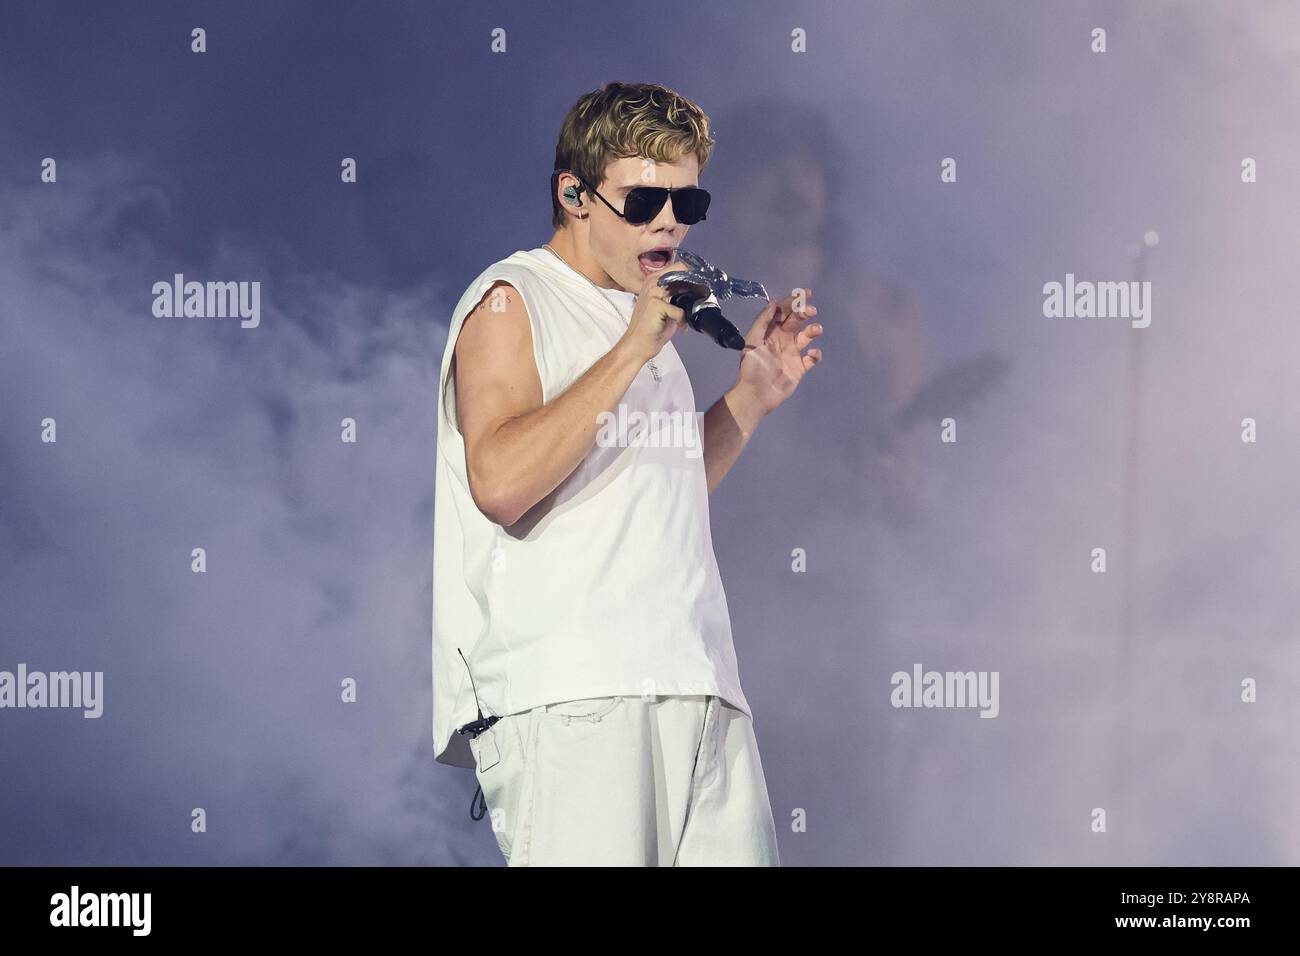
[442,271,549,440]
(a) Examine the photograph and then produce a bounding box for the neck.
[545,227,620,290]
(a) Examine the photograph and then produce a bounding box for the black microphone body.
[668,290,747,351]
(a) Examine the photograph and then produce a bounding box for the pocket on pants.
[468,720,522,862]
[540,696,625,721]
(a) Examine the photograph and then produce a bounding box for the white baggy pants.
[467,694,780,866]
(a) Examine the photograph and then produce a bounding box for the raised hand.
[733,287,823,415]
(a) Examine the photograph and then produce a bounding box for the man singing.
[431,81,823,866]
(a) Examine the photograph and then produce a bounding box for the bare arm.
[701,387,767,494]
[453,281,645,527]
[701,289,823,494]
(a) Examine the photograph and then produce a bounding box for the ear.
[554,171,587,221]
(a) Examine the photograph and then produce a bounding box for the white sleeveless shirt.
[431,246,751,768]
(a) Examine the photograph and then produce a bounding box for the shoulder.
[460,250,561,319]
[466,279,524,317]
[473,249,552,292]
[453,254,540,329]
[456,279,532,367]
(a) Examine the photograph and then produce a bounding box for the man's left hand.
[733,287,823,416]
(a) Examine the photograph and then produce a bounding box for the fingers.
[795,321,824,349]
[661,300,685,333]
[751,287,819,347]
[642,262,686,297]
[760,301,812,344]
[778,286,813,311]
[802,347,823,371]
[773,287,816,324]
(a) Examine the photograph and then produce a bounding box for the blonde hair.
[550,81,716,228]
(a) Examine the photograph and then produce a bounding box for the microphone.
[657,248,769,351]
[667,289,748,351]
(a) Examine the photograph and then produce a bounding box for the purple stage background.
[2,0,1298,865]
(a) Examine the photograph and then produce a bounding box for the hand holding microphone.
[618,247,824,431]
[656,248,769,351]
[620,248,773,363]
[620,261,690,365]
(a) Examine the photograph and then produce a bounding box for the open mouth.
[638,248,675,271]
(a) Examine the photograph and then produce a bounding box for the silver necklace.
[542,243,661,383]
[542,242,605,293]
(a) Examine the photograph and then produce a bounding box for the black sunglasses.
[555,170,710,226]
